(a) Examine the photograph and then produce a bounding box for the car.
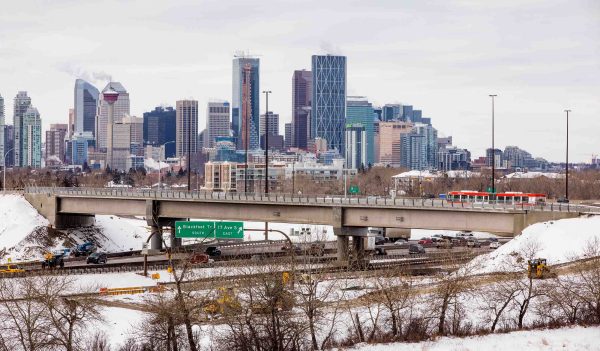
[432,234,443,238]
[73,242,96,257]
[374,247,387,255]
[86,252,107,264]
[457,231,474,237]
[374,236,389,246]
[466,238,481,248]
[418,238,433,245]
[435,239,453,249]
[557,197,570,204]
[408,244,426,255]
[0,264,25,274]
[190,253,210,264]
[305,243,325,256]
[392,238,408,245]
[205,246,222,257]
[489,241,501,249]
[282,243,303,255]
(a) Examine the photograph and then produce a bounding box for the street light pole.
[489,94,497,195]
[158,141,175,192]
[262,90,271,240]
[564,109,571,200]
[263,90,271,195]
[3,148,14,192]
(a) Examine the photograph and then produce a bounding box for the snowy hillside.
[467,215,600,274]
[0,194,49,254]
[351,325,600,351]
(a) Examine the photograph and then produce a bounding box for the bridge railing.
[23,186,600,214]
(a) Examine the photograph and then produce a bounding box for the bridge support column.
[352,235,366,262]
[170,223,182,249]
[150,225,163,250]
[336,235,349,262]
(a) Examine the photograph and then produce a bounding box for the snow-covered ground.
[350,326,600,351]
[0,194,49,252]
[411,228,498,240]
[467,215,600,274]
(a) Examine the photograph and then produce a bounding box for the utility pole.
[187,112,192,191]
[3,148,14,192]
[263,90,271,240]
[489,94,497,195]
[565,109,571,200]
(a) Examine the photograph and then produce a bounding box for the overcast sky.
[1,0,598,162]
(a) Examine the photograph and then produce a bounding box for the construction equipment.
[527,258,555,279]
[203,287,241,315]
[42,252,65,269]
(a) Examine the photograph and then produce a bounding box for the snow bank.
[0,194,48,251]
[350,325,600,351]
[94,215,149,252]
[467,215,600,274]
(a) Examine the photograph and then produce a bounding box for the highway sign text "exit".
[175,221,244,239]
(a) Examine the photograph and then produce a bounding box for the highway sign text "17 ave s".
[175,221,244,240]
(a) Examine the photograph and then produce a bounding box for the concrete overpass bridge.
[24,187,595,261]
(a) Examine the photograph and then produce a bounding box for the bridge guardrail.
[23,186,600,214]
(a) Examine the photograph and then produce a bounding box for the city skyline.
[0,0,598,162]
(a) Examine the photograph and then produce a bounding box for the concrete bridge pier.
[352,236,366,262]
[336,235,349,262]
[150,225,163,250]
[169,221,182,249]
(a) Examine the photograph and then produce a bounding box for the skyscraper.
[346,96,376,166]
[143,106,176,158]
[176,100,198,159]
[45,124,68,164]
[292,70,312,149]
[205,101,230,148]
[284,123,292,149]
[382,104,402,121]
[400,123,438,170]
[3,125,14,167]
[345,123,367,170]
[96,82,130,152]
[68,108,75,139]
[13,91,32,167]
[232,55,260,150]
[74,79,99,138]
[311,55,346,154]
[22,106,42,168]
[376,121,413,167]
[122,115,143,156]
[0,94,4,167]
[259,111,279,139]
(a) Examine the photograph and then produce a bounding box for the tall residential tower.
[292,70,312,149]
[311,55,346,154]
[232,55,260,150]
[13,91,32,167]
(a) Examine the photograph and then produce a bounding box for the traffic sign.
[215,221,244,240]
[175,221,215,238]
[175,221,244,240]
[349,185,360,194]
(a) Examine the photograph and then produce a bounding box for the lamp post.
[489,94,497,195]
[564,109,571,200]
[158,141,175,192]
[3,148,14,192]
[263,90,271,240]
[263,90,271,195]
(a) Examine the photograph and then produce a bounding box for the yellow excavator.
[527,258,555,279]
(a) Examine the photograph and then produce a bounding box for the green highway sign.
[175,221,244,240]
[175,221,215,238]
[214,221,244,240]
[349,185,360,194]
